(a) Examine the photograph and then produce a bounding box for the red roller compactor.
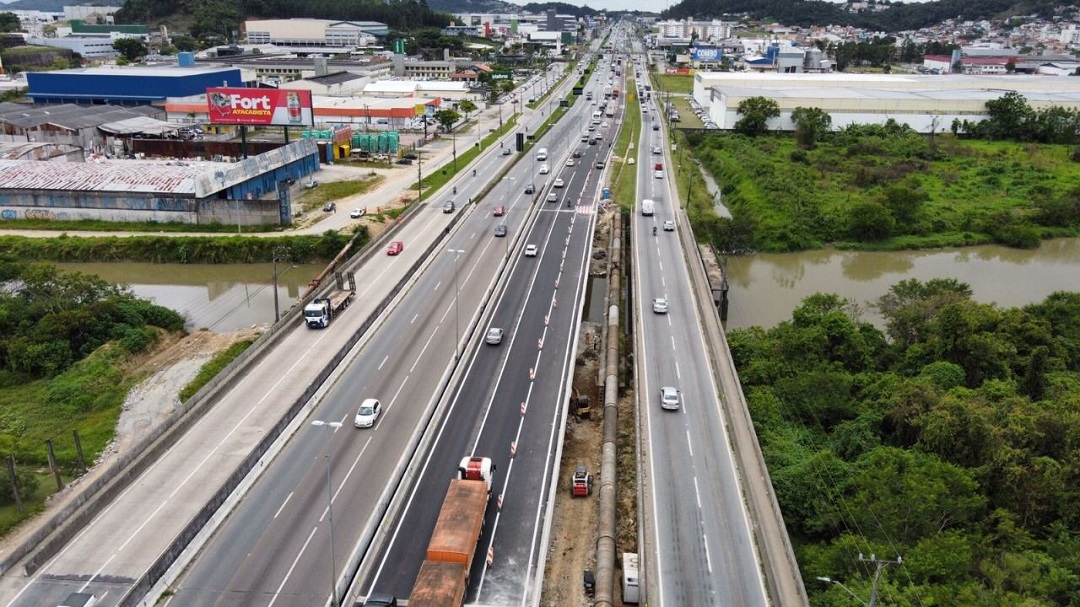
[407,456,494,607]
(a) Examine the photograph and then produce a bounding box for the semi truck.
[407,456,494,607]
[302,272,356,329]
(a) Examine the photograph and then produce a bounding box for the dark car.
[403,153,418,160]
[396,157,413,165]
[323,202,336,212]
[494,224,508,237]
[573,149,582,158]
[525,183,535,194]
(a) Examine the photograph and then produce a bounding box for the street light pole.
[416,153,422,206]
[310,420,343,607]
[271,246,289,322]
[448,249,464,360]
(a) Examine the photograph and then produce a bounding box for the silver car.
[659,386,679,410]
[652,298,668,314]
[485,327,505,345]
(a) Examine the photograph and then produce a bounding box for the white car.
[354,398,382,428]
[659,386,680,411]
[663,220,676,232]
[566,158,575,166]
[350,208,365,218]
[485,327,505,345]
[525,244,538,257]
[654,170,663,179]
[539,164,550,174]
[652,147,662,155]
[652,298,668,314]
[553,178,565,188]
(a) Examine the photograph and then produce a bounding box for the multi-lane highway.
[628,44,770,607]
[363,86,615,605]
[165,56,610,606]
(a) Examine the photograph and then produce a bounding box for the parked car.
[350,207,365,218]
[386,241,404,255]
[354,398,382,428]
[396,158,413,165]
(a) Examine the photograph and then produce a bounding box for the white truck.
[535,148,548,161]
[640,199,655,216]
[302,272,356,329]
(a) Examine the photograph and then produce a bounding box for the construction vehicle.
[574,394,590,420]
[407,456,494,607]
[571,464,592,497]
[302,272,356,329]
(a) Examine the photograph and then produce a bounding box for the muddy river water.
[58,237,1080,332]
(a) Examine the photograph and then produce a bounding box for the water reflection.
[724,239,1080,330]
[57,262,325,332]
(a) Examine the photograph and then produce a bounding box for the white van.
[536,148,548,161]
[640,199,655,216]
[591,110,602,124]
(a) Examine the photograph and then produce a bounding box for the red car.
[387,241,404,256]
[493,205,506,217]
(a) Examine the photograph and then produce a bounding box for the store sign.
[205,88,313,126]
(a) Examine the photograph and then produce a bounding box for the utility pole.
[816,554,903,607]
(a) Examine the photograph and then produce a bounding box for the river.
[723,238,1080,330]
[57,262,325,332]
[55,238,1080,333]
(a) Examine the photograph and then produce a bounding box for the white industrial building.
[692,72,1080,132]
[242,19,386,50]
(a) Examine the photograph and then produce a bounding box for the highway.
[629,44,770,607]
[362,80,613,604]
[167,61,602,606]
[0,65,571,607]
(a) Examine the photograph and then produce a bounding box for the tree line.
[0,260,184,379]
[729,282,1080,606]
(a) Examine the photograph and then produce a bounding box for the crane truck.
[406,456,494,607]
[302,271,356,329]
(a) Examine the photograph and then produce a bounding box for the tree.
[876,278,973,346]
[983,91,1034,140]
[434,108,460,133]
[0,12,19,33]
[457,99,477,122]
[734,96,779,137]
[791,106,832,149]
[847,200,894,241]
[113,38,148,63]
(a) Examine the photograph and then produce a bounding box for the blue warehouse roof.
[26,66,244,106]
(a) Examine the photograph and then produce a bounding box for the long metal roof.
[0,158,229,195]
[0,104,164,130]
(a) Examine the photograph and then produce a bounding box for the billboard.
[691,47,722,62]
[206,88,313,127]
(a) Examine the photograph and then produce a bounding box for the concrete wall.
[0,192,282,225]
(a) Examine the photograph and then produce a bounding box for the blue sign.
[691,47,722,62]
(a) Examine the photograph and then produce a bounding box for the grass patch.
[418,115,520,198]
[297,175,384,213]
[689,132,1080,252]
[178,338,255,402]
[654,74,694,95]
[611,78,642,212]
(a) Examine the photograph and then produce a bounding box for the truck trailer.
[406,456,494,607]
[302,271,356,329]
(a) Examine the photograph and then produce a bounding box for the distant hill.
[662,0,1080,31]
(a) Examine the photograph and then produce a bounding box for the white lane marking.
[433,280,441,291]
[411,313,419,324]
[686,430,694,458]
[704,538,713,574]
[322,434,374,521]
[274,492,294,519]
[694,476,702,510]
[267,526,320,607]
[675,361,681,381]
[378,355,389,370]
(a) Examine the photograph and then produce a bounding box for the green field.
[692,131,1080,251]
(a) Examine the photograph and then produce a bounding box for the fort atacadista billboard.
[206,88,314,126]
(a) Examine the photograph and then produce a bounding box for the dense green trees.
[730,284,1080,605]
[0,261,183,379]
[734,96,780,137]
[954,92,1080,145]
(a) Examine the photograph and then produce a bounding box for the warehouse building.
[26,65,245,105]
[0,139,319,226]
[693,72,1080,132]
